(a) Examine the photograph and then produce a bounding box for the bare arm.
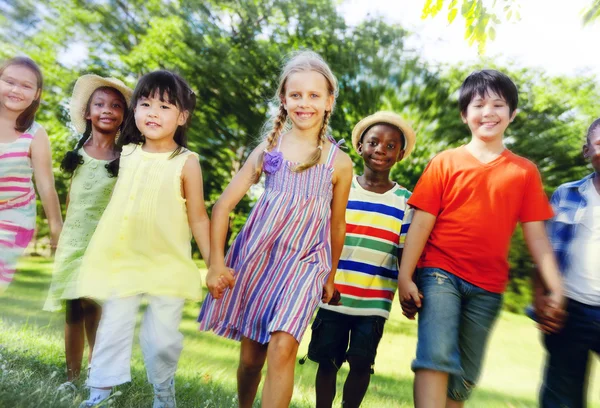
[397,209,436,311]
[522,221,565,327]
[182,156,211,265]
[205,143,267,298]
[30,127,63,251]
[322,151,352,303]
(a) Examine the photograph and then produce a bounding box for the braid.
[60,122,92,174]
[295,110,330,172]
[254,105,288,183]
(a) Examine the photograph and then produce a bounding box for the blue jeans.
[541,298,600,408]
[412,267,503,401]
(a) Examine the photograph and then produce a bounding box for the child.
[537,118,600,407]
[75,70,210,408]
[307,111,415,408]
[0,56,62,294]
[198,50,353,408]
[397,69,565,408]
[43,74,132,392]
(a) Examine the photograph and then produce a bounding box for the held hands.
[534,290,567,334]
[322,280,337,304]
[206,264,235,300]
[398,276,423,320]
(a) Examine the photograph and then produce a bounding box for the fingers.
[410,291,422,308]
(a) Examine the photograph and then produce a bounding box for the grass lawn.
[0,257,598,407]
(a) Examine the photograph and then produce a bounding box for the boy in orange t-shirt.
[397,70,565,407]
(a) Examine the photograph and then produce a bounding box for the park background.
[1,0,599,406]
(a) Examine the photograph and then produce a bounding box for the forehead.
[589,127,600,142]
[286,71,329,92]
[470,88,505,102]
[91,88,124,101]
[2,64,38,84]
[138,91,175,103]
[364,123,403,141]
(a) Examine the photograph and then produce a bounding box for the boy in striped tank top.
[307,111,416,408]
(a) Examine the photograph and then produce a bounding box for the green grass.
[0,258,598,407]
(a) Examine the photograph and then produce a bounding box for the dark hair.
[458,69,518,115]
[61,86,128,177]
[0,56,43,132]
[586,118,600,144]
[118,70,196,158]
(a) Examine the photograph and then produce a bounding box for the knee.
[239,352,265,375]
[347,355,371,375]
[66,299,84,324]
[268,334,299,366]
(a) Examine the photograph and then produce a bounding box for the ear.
[357,141,363,154]
[583,143,590,159]
[326,94,334,112]
[34,88,41,101]
[396,149,406,162]
[460,111,467,124]
[178,110,189,126]
[509,109,518,122]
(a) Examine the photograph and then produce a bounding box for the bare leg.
[238,336,268,408]
[261,331,299,408]
[414,369,448,408]
[445,398,464,408]
[82,298,102,364]
[315,361,337,408]
[64,299,85,381]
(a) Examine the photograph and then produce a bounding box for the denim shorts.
[307,308,385,370]
[412,267,503,401]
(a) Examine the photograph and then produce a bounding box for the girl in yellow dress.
[76,71,210,408]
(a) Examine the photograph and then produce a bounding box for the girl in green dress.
[44,75,132,392]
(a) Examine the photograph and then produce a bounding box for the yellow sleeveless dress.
[75,144,202,300]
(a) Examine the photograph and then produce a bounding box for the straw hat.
[70,74,133,133]
[351,111,416,159]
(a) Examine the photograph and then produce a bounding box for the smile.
[146,122,161,127]
[296,112,314,119]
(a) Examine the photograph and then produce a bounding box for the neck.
[88,129,117,149]
[594,172,600,193]
[290,124,322,144]
[143,137,178,153]
[467,136,505,154]
[362,167,392,185]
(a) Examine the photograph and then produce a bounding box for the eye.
[113,103,123,109]
[369,141,377,146]
[139,102,150,107]
[95,102,104,107]
[290,93,299,98]
[311,93,319,98]
[160,104,171,109]
[388,144,395,149]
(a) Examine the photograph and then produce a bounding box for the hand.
[400,296,422,320]
[538,291,567,334]
[398,276,422,320]
[206,264,235,299]
[328,288,342,306]
[322,280,335,304]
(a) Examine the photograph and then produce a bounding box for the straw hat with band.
[351,111,416,160]
[70,74,133,134]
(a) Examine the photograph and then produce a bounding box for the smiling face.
[282,70,334,134]
[358,123,405,172]
[461,89,517,142]
[86,88,126,135]
[134,92,188,144]
[0,64,40,114]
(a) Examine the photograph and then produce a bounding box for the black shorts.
[307,308,385,370]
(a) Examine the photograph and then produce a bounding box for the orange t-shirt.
[408,146,553,293]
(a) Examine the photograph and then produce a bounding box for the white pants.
[87,295,185,388]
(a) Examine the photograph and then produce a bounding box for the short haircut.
[586,118,600,144]
[458,69,518,115]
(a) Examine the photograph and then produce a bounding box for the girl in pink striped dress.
[198,51,353,407]
[0,57,63,294]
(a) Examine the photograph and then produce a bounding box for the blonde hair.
[254,50,338,182]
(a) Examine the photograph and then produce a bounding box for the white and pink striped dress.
[199,141,340,344]
[0,122,40,294]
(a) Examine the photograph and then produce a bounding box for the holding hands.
[206,264,235,299]
[398,276,423,320]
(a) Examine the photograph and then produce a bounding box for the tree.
[421,0,600,53]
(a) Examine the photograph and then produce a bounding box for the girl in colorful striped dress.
[0,57,62,294]
[76,71,210,408]
[198,51,353,408]
[43,74,132,392]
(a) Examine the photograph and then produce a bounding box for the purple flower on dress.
[263,149,283,174]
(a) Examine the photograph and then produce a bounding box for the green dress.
[44,148,116,311]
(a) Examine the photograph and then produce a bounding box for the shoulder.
[27,121,45,137]
[393,185,413,200]
[504,150,539,173]
[120,143,140,155]
[425,147,462,169]
[556,174,593,192]
[331,144,352,170]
